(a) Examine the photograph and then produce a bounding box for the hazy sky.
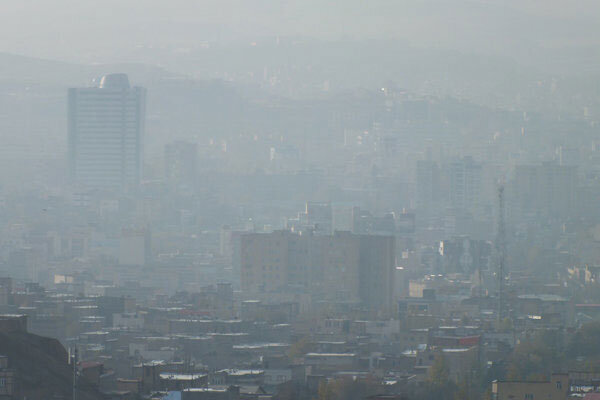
[1,0,598,63]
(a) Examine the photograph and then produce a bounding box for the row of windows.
[74,125,140,130]
[75,160,139,165]
[75,147,139,152]
[75,122,140,126]
[75,143,139,147]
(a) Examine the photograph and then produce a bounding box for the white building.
[119,228,151,266]
[113,312,145,330]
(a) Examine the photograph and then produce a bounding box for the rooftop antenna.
[72,347,79,400]
[496,184,506,325]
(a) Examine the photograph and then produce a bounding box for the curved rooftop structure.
[99,73,130,89]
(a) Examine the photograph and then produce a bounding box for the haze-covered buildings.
[68,73,146,192]
[238,230,395,314]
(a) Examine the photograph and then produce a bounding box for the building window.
[524,394,534,400]
[0,377,5,388]
[556,381,562,389]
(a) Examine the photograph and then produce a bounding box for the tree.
[497,317,513,333]
[317,381,335,400]
[317,377,380,400]
[454,377,471,400]
[566,321,600,359]
[428,353,450,387]
[288,336,311,360]
[506,330,563,380]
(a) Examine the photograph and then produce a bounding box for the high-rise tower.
[68,74,146,191]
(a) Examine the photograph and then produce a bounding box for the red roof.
[80,361,103,369]
[458,336,480,346]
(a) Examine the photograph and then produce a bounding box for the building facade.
[491,374,568,400]
[68,73,146,191]
[239,230,395,313]
[164,140,198,190]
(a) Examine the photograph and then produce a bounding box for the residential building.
[118,228,151,266]
[510,162,578,221]
[165,140,198,190]
[491,374,568,400]
[239,230,395,313]
[448,156,482,213]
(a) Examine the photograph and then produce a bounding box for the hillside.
[0,330,104,400]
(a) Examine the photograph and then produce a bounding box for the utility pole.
[72,347,78,400]
[496,185,506,325]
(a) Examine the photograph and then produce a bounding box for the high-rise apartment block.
[164,140,198,189]
[511,161,578,221]
[239,230,395,313]
[68,74,146,191]
[448,156,482,212]
[416,160,442,224]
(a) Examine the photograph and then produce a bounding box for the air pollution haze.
[0,1,599,400]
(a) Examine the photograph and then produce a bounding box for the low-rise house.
[159,373,209,391]
[182,386,240,400]
[304,353,358,374]
[0,355,16,398]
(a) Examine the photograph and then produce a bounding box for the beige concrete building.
[239,230,395,312]
[491,373,568,400]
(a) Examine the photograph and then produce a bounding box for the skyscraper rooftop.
[98,73,130,89]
